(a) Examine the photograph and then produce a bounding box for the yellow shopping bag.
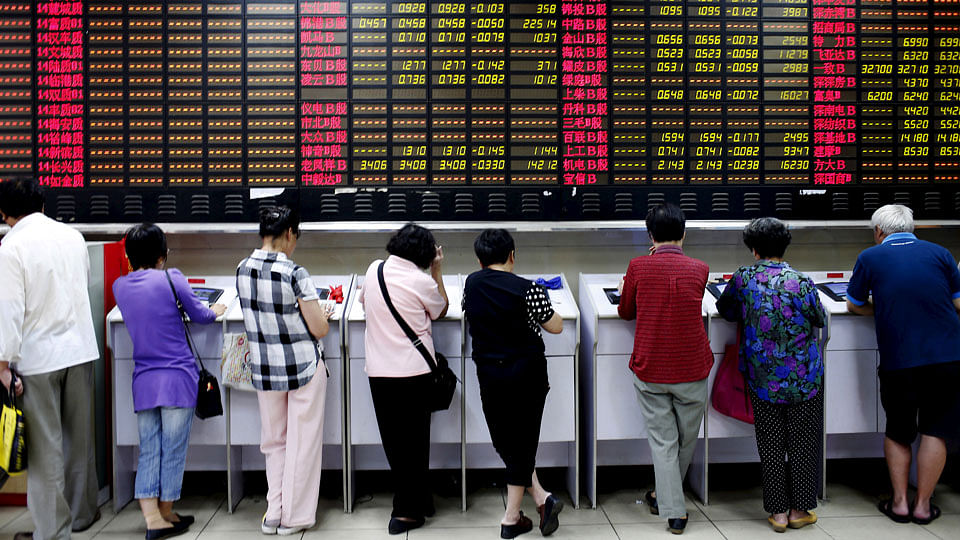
[0,372,26,476]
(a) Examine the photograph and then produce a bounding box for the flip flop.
[912,504,941,525]
[877,499,911,524]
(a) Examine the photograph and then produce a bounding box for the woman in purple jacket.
[113,224,226,540]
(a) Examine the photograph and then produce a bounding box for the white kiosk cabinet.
[344,274,463,512]
[578,273,708,509]
[806,272,884,466]
[223,274,355,512]
[701,272,756,474]
[108,275,238,512]
[463,273,580,509]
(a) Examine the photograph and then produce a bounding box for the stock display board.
[3,0,960,221]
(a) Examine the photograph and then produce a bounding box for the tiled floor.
[0,481,957,540]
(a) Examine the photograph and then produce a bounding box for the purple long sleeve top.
[113,268,217,412]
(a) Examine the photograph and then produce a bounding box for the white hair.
[870,204,914,235]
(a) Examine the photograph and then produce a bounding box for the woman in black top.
[463,229,565,539]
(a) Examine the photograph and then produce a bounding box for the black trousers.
[749,391,824,514]
[476,355,549,487]
[369,374,434,519]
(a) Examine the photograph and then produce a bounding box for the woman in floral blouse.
[717,217,827,533]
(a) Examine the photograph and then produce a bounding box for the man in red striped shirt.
[618,203,713,535]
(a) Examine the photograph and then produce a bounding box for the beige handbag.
[220,333,255,392]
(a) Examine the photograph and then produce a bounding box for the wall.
[85,226,960,297]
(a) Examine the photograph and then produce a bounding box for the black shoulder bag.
[377,261,457,412]
[165,270,224,419]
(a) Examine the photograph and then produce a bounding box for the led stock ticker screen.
[4,0,960,190]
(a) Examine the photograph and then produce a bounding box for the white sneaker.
[277,523,314,536]
[261,514,279,535]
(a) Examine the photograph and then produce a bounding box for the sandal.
[877,499,911,524]
[788,511,817,529]
[767,516,787,533]
[911,504,941,525]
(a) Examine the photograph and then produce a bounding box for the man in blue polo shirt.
[847,204,960,527]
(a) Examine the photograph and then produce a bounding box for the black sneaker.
[667,515,688,535]
[388,517,425,535]
[537,494,564,536]
[501,511,534,539]
[645,491,659,515]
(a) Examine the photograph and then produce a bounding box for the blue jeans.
[135,407,194,501]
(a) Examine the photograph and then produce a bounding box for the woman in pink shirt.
[358,224,448,535]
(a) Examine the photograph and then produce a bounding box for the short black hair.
[474,228,515,267]
[258,205,300,239]
[645,203,685,243]
[0,178,44,219]
[743,217,792,259]
[124,223,167,270]
[386,223,436,269]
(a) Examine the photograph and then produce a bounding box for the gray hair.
[870,204,914,235]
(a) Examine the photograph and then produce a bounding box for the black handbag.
[377,261,457,412]
[165,271,224,420]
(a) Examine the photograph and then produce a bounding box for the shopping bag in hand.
[0,371,26,475]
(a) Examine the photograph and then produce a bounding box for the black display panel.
[10,0,960,221]
[603,286,620,304]
[816,281,848,301]
[706,281,727,298]
[191,286,224,303]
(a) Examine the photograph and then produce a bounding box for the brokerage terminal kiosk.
[805,272,884,471]
[108,275,237,512]
[701,272,760,498]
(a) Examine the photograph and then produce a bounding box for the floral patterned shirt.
[716,261,827,404]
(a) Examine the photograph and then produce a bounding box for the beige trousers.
[256,369,327,528]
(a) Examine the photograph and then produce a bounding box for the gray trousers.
[21,362,99,540]
[635,377,708,520]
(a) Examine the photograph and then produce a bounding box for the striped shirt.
[617,245,713,384]
[236,249,320,391]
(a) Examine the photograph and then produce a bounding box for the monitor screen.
[603,287,621,305]
[817,281,849,301]
[707,282,727,299]
[191,287,223,305]
[823,283,848,296]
